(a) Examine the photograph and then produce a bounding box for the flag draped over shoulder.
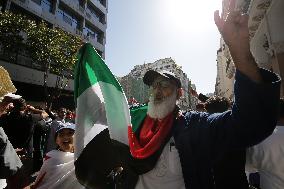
[74,43,131,159]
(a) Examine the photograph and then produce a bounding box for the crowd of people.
[0,69,77,188]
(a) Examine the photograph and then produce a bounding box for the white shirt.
[135,138,186,189]
[34,150,84,189]
[0,179,6,189]
[246,126,284,189]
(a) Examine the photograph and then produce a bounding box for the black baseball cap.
[143,70,181,88]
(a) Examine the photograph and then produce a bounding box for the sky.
[105,0,222,94]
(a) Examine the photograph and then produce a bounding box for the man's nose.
[153,88,162,95]
[154,84,163,91]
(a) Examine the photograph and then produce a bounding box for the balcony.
[89,0,107,14]
[85,9,106,31]
[60,0,85,17]
[42,9,55,23]
[12,0,28,7]
[85,8,100,22]
[55,11,76,35]
[83,34,104,52]
[60,0,78,10]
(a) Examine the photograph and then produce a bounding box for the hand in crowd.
[15,148,27,160]
[214,0,250,59]
[214,0,262,83]
[26,105,36,111]
[0,96,13,116]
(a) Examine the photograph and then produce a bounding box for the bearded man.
[74,0,281,188]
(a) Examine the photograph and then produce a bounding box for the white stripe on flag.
[75,84,106,159]
[75,81,131,159]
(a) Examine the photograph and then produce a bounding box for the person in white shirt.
[246,98,284,189]
[31,122,84,189]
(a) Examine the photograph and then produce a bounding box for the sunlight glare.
[162,0,222,33]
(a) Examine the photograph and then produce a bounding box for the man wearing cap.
[74,2,281,189]
[125,4,281,189]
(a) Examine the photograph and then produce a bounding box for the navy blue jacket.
[171,68,280,188]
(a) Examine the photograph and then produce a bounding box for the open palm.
[214,0,250,62]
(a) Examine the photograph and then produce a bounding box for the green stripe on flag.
[130,105,148,132]
[74,43,122,100]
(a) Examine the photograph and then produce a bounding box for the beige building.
[215,38,235,100]
[215,0,284,98]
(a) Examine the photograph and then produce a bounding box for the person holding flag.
[73,0,281,188]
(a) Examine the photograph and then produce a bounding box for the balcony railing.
[89,0,107,15]
[62,14,72,26]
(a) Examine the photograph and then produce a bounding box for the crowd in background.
[0,95,76,188]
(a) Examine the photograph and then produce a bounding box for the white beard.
[147,91,177,119]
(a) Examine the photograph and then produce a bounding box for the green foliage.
[0,11,82,77]
[0,11,83,107]
[26,21,82,77]
[0,12,33,62]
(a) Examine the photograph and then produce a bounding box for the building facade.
[120,58,193,110]
[0,0,108,108]
[215,0,284,98]
[215,38,235,100]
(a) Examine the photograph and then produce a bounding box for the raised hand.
[214,0,262,83]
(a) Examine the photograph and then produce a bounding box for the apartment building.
[215,0,284,98]
[0,0,108,108]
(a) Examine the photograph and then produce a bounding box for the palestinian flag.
[74,43,138,188]
[74,43,130,157]
[74,43,169,189]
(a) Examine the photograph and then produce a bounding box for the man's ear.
[177,88,183,99]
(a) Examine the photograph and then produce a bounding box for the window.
[87,3,105,24]
[42,0,52,12]
[31,0,41,5]
[83,26,98,40]
[57,8,79,28]
[98,0,106,7]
